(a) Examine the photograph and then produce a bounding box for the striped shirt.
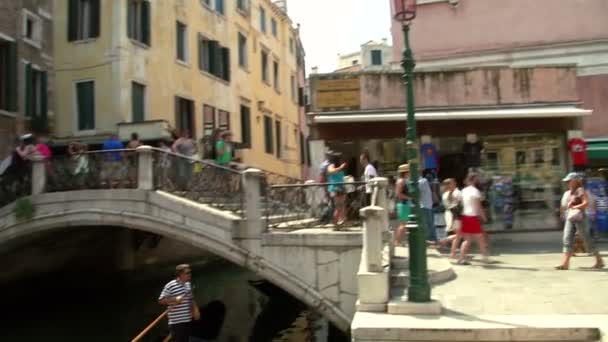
[159,280,193,325]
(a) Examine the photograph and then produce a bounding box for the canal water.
[0,259,349,342]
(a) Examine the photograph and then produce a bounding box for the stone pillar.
[136,145,154,190]
[360,206,385,272]
[243,168,265,237]
[31,155,47,195]
[370,177,393,258]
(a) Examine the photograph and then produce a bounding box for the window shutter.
[5,41,17,111]
[275,120,281,158]
[40,71,48,122]
[90,0,101,38]
[264,116,273,154]
[197,34,203,71]
[68,0,78,41]
[132,83,144,122]
[209,40,220,77]
[221,47,230,82]
[25,64,32,118]
[174,97,181,132]
[142,0,151,45]
[127,1,134,39]
[77,82,95,130]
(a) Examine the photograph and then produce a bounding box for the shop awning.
[311,106,592,124]
[587,140,608,160]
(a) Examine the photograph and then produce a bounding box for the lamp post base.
[388,298,442,315]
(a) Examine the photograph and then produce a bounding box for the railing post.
[136,145,154,190]
[31,155,47,195]
[360,206,385,272]
[370,177,392,257]
[243,168,265,237]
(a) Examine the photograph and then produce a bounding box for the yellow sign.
[315,77,360,110]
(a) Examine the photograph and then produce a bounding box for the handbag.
[567,208,583,223]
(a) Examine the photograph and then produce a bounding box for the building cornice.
[412,39,608,76]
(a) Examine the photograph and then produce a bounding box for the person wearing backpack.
[318,151,334,225]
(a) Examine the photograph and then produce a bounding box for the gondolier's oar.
[131,310,168,342]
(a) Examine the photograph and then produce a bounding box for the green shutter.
[77,82,95,130]
[127,1,134,39]
[68,0,78,41]
[25,64,32,118]
[40,71,48,121]
[176,23,184,60]
[132,83,144,122]
[209,41,220,76]
[90,0,101,38]
[275,120,281,158]
[240,106,251,148]
[142,0,151,45]
[197,34,203,70]
[221,47,230,82]
[264,116,273,154]
[5,41,17,111]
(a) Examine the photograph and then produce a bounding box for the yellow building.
[53,0,303,178]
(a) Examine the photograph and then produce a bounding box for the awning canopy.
[587,140,608,160]
[312,106,592,124]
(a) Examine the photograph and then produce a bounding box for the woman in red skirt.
[456,173,490,265]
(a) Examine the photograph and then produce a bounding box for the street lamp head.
[393,0,417,24]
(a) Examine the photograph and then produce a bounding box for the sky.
[287,0,392,73]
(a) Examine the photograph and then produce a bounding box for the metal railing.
[265,181,368,230]
[152,148,244,216]
[46,149,138,192]
[0,163,31,207]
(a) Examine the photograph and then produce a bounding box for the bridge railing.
[151,148,244,215]
[265,180,368,231]
[46,149,138,192]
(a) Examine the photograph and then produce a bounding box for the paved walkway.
[433,242,608,316]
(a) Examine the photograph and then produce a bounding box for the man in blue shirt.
[102,134,124,188]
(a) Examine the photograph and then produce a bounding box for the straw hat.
[398,164,410,173]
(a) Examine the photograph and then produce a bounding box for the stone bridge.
[0,147,376,331]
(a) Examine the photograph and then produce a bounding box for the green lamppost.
[393,0,431,303]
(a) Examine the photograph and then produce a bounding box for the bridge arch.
[0,190,351,331]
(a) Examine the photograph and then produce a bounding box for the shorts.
[460,215,483,234]
[397,202,411,222]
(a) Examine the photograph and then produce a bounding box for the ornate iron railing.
[152,148,244,216]
[0,162,31,207]
[265,181,368,231]
[46,149,138,192]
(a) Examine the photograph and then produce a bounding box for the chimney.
[273,0,287,13]
[311,66,319,74]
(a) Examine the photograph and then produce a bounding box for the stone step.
[391,256,408,270]
[352,312,603,342]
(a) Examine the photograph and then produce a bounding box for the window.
[24,64,47,123]
[259,7,266,33]
[534,149,544,165]
[271,18,277,37]
[237,0,249,12]
[261,49,269,83]
[306,137,311,167]
[299,132,305,165]
[551,147,560,166]
[175,97,195,138]
[516,151,526,166]
[240,105,251,148]
[298,87,304,106]
[76,81,95,131]
[215,0,225,15]
[131,82,145,122]
[275,119,282,158]
[201,0,211,8]
[127,0,151,46]
[289,37,294,55]
[0,41,17,111]
[203,104,215,137]
[198,35,231,82]
[486,152,498,169]
[176,21,187,62]
[352,59,359,65]
[218,110,230,130]
[290,75,296,103]
[68,0,100,41]
[238,32,248,69]
[23,10,42,47]
[273,60,279,91]
[371,50,382,65]
[264,115,273,154]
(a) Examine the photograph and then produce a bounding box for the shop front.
[310,109,589,232]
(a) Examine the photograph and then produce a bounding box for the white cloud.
[288,0,392,73]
